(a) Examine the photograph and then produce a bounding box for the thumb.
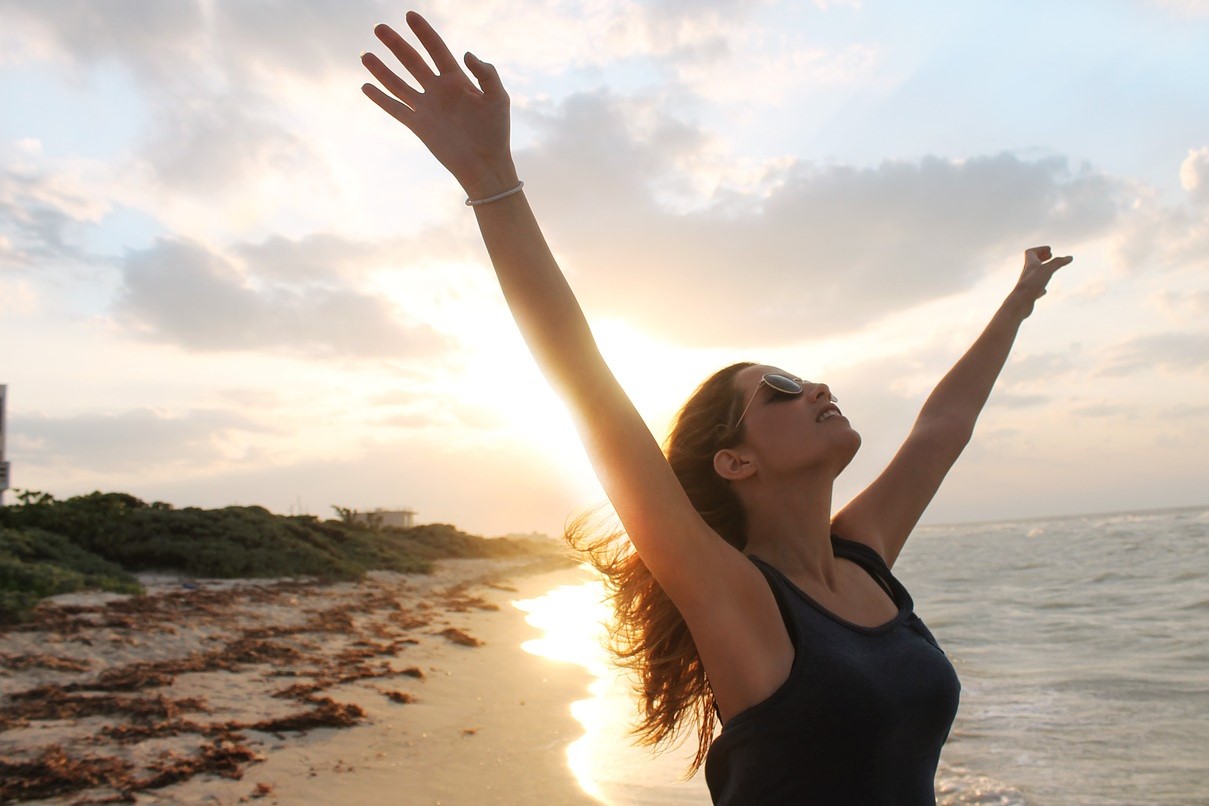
[465,52,506,96]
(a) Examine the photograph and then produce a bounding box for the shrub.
[0,491,562,623]
[0,527,141,623]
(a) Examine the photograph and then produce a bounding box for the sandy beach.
[0,556,600,805]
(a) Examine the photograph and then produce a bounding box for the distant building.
[352,508,417,529]
[503,531,555,542]
[0,384,9,506]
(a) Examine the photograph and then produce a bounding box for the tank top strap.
[746,555,803,652]
[711,556,801,721]
[830,535,898,601]
[830,534,890,572]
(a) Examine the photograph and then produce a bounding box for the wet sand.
[0,556,600,805]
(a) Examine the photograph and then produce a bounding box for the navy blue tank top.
[704,536,960,804]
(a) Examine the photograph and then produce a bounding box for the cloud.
[0,0,369,81]
[1074,400,1209,422]
[623,0,880,104]
[114,237,449,359]
[234,233,385,282]
[0,0,204,74]
[140,87,315,195]
[1000,352,1077,384]
[0,275,38,314]
[0,1,329,196]
[0,166,104,270]
[1179,146,1209,206]
[1112,198,1209,275]
[1111,147,1209,276]
[0,0,879,208]
[986,392,1050,409]
[1149,0,1209,17]
[425,0,769,76]
[668,38,884,106]
[1165,403,1209,419]
[13,407,268,471]
[212,0,382,79]
[354,0,878,111]
[1151,289,1209,320]
[1071,403,1131,418]
[513,91,1125,346]
[1098,330,1209,377]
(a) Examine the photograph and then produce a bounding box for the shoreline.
[1,556,600,804]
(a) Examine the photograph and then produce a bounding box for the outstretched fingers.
[361,50,421,107]
[406,10,464,77]
[361,82,416,128]
[360,13,513,186]
[374,22,437,89]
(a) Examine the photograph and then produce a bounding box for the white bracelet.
[465,181,525,207]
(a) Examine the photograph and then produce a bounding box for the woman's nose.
[809,382,837,404]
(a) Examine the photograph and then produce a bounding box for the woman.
[361,13,1072,803]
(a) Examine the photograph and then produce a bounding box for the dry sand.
[0,556,602,805]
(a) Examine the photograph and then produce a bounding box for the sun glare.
[514,574,712,803]
[514,578,613,802]
[514,578,611,671]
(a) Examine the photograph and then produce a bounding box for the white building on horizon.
[351,508,417,529]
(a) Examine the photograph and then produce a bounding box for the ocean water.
[515,505,1209,805]
[901,505,1209,805]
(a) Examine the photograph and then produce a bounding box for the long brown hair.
[565,361,753,776]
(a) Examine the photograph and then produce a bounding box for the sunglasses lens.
[764,374,804,395]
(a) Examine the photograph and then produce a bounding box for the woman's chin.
[834,432,861,474]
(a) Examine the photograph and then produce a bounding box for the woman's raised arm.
[360,13,749,605]
[833,246,1073,568]
[362,12,594,402]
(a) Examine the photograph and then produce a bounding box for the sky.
[1,0,1207,538]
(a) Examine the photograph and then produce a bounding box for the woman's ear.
[714,448,755,481]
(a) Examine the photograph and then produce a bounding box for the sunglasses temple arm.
[733,386,761,430]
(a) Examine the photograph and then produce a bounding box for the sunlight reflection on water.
[512,570,711,805]
[513,576,612,802]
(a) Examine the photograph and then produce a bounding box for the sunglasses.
[734,373,838,430]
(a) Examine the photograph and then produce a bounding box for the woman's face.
[729,364,861,478]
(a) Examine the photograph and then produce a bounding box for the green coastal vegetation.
[0,490,561,623]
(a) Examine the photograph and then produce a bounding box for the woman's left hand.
[360,12,516,199]
[1010,245,1073,318]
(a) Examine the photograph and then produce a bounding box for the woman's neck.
[740,478,841,588]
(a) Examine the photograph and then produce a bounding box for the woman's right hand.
[1008,245,1073,319]
[361,11,518,199]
